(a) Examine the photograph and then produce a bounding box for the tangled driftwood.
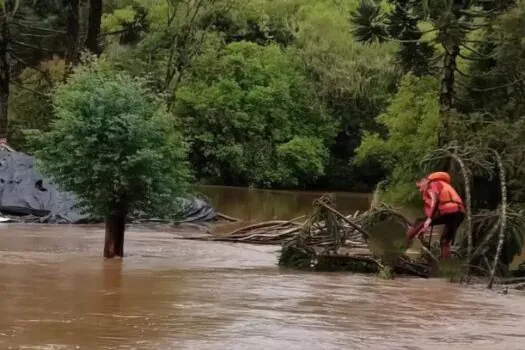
[188,194,435,278]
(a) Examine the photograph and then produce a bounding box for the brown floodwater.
[1,187,524,350]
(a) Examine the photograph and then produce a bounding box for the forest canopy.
[3,0,525,204]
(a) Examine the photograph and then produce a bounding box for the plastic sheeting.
[0,151,216,224]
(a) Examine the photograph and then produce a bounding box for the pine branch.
[11,40,57,53]
[458,52,487,61]
[468,77,525,92]
[377,34,428,43]
[461,43,492,59]
[455,67,497,79]
[17,32,57,38]
[10,21,66,34]
[459,7,503,18]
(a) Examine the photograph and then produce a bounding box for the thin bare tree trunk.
[488,151,507,289]
[451,152,472,271]
[64,0,80,78]
[438,44,459,147]
[85,0,102,55]
[0,12,9,142]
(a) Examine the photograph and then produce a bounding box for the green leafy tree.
[32,57,190,258]
[458,1,525,120]
[289,0,399,190]
[354,73,439,204]
[351,0,512,146]
[9,57,65,151]
[175,41,336,188]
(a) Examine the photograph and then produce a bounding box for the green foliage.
[175,41,335,188]
[102,5,136,32]
[459,1,525,120]
[277,137,329,187]
[294,0,398,98]
[355,73,439,204]
[9,58,65,152]
[31,57,190,218]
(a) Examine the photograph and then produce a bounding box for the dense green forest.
[3,0,525,202]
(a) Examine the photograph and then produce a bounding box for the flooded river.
[1,187,524,349]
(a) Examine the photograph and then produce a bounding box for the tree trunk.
[438,44,459,147]
[85,0,102,55]
[104,204,127,258]
[0,12,9,142]
[64,0,80,78]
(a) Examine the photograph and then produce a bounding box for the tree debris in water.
[189,194,434,278]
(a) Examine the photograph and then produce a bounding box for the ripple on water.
[0,225,524,350]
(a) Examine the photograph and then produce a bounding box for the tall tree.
[64,0,80,76]
[0,3,10,143]
[351,0,511,146]
[33,58,190,258]
[85,0,102,54]
[0,0,68,144]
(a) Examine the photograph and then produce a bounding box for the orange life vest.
[421,172,464,218]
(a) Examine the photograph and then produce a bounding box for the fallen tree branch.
[418,237,440,265]
[215,212,241,222]
[315,199,370,240]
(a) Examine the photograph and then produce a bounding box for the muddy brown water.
[1,187,525,350]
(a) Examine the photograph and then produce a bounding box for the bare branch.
[11,81,47,97]
[9,51,50,78]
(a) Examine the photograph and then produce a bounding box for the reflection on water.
[197,186,373,235]
[0,224,524,350]
[197,185,372,222]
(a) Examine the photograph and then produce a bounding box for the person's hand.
[423,217,432,230]
[413,218,432,239]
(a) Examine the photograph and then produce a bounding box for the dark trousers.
[407,212,465,257]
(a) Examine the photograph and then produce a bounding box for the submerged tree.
[32,57,190,258]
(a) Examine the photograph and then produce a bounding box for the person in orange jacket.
[406,172,465,258]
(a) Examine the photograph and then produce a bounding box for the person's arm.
[423,191,438,229]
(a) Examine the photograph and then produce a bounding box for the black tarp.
[0,151,216,224]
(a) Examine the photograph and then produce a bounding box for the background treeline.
[4,0,525,201]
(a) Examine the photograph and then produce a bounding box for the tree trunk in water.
[438,44,459,147]
[64,0,80,78]
[104,207,127,258]
[0,13,9,141]
[85,0,102,55]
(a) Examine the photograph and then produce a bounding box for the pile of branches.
[278,195,431,278]
[192,194,433,278]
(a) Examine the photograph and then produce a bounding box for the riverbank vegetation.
[3,0,525,274]
[4,0,523,193]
